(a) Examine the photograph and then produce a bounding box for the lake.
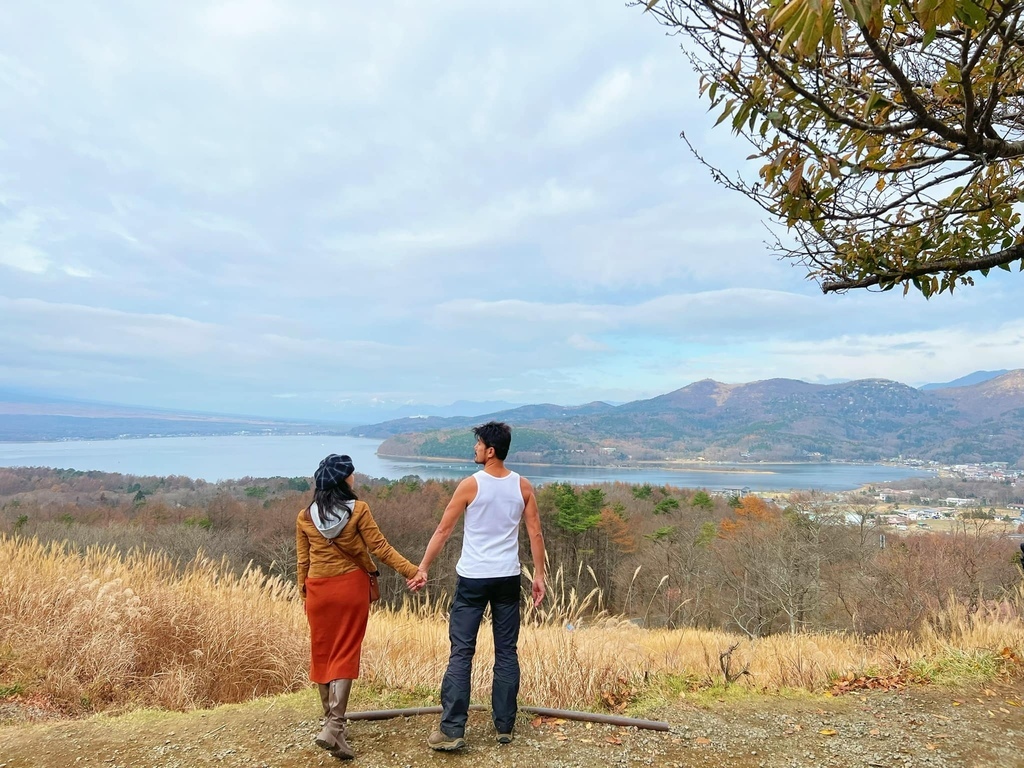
[0,435,928,491]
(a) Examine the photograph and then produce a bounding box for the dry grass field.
[1,534,1022,717]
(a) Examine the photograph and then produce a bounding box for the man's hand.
[531,576,546,608]
[407,568,428,591]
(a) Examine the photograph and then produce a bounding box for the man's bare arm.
[521,476,546,607]
[416,476,477,576]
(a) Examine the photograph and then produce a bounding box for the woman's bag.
[367,572,381,603]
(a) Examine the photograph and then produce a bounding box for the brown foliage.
[2,468,1021,637]
[598,508,636,554]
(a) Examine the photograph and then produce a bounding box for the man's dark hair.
[474,421,512,460]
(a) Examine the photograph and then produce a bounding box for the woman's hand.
[406,568,428,591]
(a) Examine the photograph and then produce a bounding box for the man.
[410,421,546,751]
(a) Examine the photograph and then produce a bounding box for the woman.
[296,453,420,760]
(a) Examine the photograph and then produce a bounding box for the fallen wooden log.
[344,704,670,732]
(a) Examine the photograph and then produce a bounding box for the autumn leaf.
[531,716,566,728]
[695,737,712,746]
[819,729,838,736]
[605,736,622,745]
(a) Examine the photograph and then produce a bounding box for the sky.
[1,1,1022,423]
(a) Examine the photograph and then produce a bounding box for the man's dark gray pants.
[440,575,521,738]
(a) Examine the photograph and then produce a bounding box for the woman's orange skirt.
[305,569,371,682]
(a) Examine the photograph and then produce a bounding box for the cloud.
[0,209,50,274]
[321,179,598,267]
[198,0,287,39]
[432,289,854,344]
[548,65,646,143]
[762,323,1024,386]
[0,244,49,274]
[567,333,610,352]
[0,2,1019,419]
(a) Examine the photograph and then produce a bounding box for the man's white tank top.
[456,469,525,578]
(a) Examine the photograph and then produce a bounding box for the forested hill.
[367,371,1024,466]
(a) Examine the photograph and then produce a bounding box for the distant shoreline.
[0,435,929,489]
[377,452,911,475]
[378,452,939,476]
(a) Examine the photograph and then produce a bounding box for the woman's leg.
[316,678,355,759]
[318,683,330,719]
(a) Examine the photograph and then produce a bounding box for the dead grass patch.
[2,535,1021,714]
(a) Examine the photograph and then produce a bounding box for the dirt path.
[2,682,1022,768]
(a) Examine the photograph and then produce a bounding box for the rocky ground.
[1,681,1023,768]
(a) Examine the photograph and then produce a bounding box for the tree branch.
[820,243,1024,293]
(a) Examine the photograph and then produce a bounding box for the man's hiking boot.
[428,730,466,751]
[496,732,513,744]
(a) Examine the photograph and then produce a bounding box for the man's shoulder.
[451,474,479,506]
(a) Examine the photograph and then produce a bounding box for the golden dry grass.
[1,535,1022,714]
[0,536,307,711]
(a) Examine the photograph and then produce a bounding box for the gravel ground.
[1,681,1022,768]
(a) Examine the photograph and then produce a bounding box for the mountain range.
[4,371,1024,466]
[920,370,1010,390]
[0,387,525,441]
[0,388,341,442]
[359,371,1024,467]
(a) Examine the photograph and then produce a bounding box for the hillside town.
[741,459,1024,539]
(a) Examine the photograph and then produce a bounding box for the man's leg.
[489,575,521,737]
[439,577,487,739]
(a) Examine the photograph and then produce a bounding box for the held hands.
[406,567,428,592]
